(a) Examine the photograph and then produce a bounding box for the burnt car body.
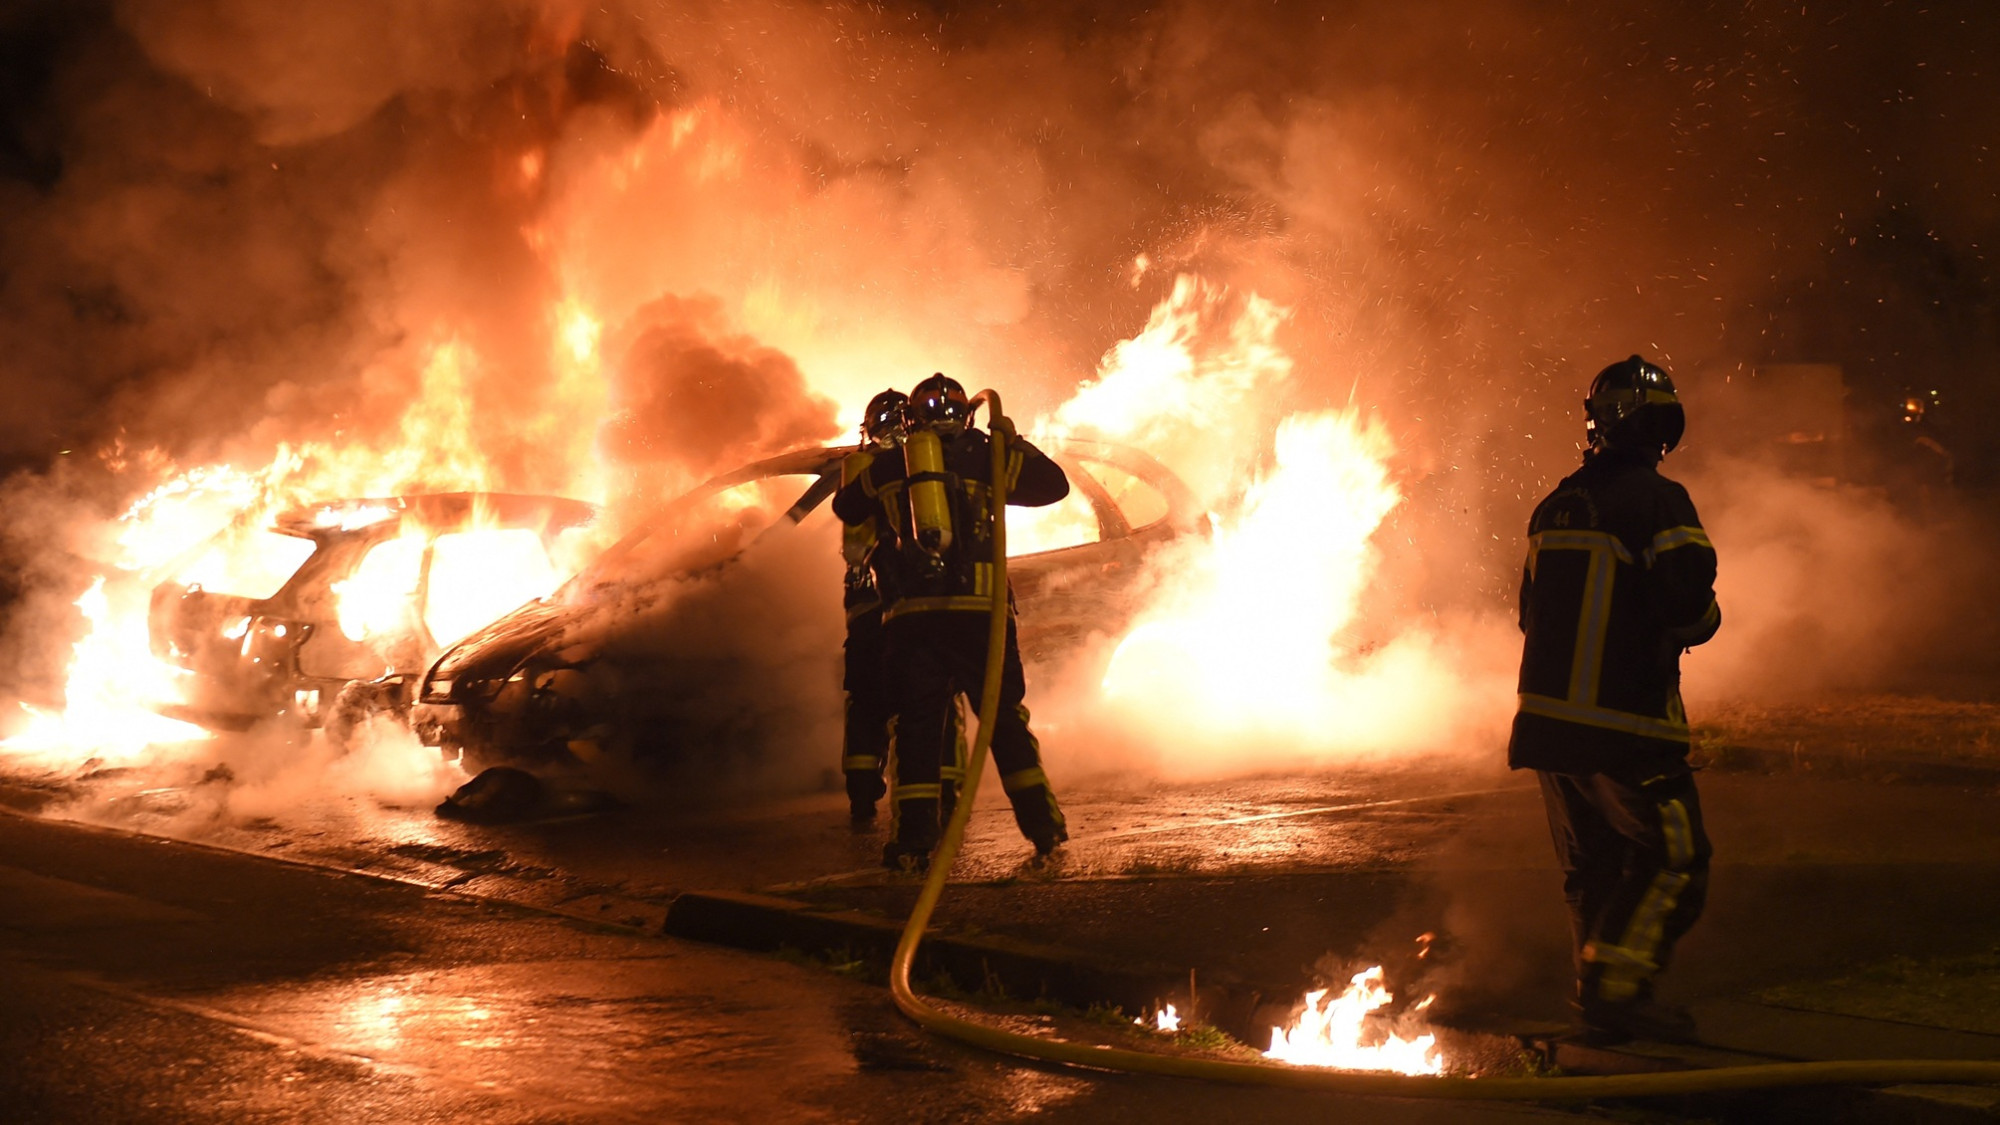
[410,438,1196,769]
[149,492,596,732]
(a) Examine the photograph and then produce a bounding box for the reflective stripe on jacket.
[841,448,889,617]
[1508,450,1720,774]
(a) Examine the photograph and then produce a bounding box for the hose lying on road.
[886,389,2000,1100]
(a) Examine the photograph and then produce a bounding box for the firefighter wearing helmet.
[835,389,909,824]
[833,373,1071,871]
[837,390,971,828]
[1510,355,1721,1045]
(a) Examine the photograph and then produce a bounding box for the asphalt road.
[17,743,2000,1026]
[0,805,1586,1124]
[4,735,2000,1122]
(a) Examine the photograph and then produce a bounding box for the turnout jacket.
[1508,449,1721,775]
[839,447,892,621]
[832,428,1069,621]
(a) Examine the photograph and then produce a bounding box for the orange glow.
[7,29,1492,804]
[560,304,602,364]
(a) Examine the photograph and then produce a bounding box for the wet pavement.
[2,715,2000,1121]
[0,800,1587,1124]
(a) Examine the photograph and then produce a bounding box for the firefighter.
[838,391,970,829]
[832,373,1071,871]
[1509,355,1721,1045]
[837,389,908,825]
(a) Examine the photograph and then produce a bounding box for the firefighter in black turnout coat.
[838,391,969,826]
[833,374,1071,871]
[1510,355,1721,1045]
[837,390,909,824]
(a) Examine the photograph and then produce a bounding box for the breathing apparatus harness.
[883,390,2000,1100]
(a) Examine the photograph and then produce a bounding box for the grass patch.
[1758,946,2000,1035]
[770,943,880,983]
[1174,1022,1240,1053]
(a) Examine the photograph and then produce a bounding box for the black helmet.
[908,373,971,435]
[861,389,908,448]
[1586,355,1685,458]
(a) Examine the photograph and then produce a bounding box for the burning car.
[148,492,596,739]
[409,438,1195,770]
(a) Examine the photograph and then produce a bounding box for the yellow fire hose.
[886,390,2000,1100]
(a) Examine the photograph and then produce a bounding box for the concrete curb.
[663,889,1249,1027]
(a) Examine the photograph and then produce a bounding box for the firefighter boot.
[844,764,887,830]
[883,795,940,874]
[999,770,1067,858]
[881,840,932,874]
[1575,968,1698,1045]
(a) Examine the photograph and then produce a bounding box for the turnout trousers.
[843,608,965,816]
[1537,765,1712,1006]
[840,609,893,809]
[882,610,1064,853]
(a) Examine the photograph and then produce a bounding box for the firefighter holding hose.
[1510,355,1721,1045]
[833,373,1071,872]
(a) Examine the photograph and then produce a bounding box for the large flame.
[2,322,607,767]
[1031,270,1505,771]
[1044,272,1292,509]
[1102,408,1401,732]
[3,577,210,762]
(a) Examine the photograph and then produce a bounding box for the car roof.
[274,492,598,538]
[567,437,1197,590]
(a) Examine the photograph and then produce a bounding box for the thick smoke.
[600,294,839,526]
[1,1,1996,794]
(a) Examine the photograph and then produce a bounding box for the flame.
[1036,272,1506,770]
[1044,273,1292,508]
[3,91,815,778]
[1265,967,1443,1075]
[2,578,210,761]
[3,328,600,768]
[332,522,565,650]
[561,304,602,364]
[333,535,425,644]
[4,14,1473,805]
[1100,408,1401,739]
[1133,1003,1182,1033]
[0,461,309,761]
[422,525,565,645]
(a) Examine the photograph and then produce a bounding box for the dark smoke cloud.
[602,293,839,512]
